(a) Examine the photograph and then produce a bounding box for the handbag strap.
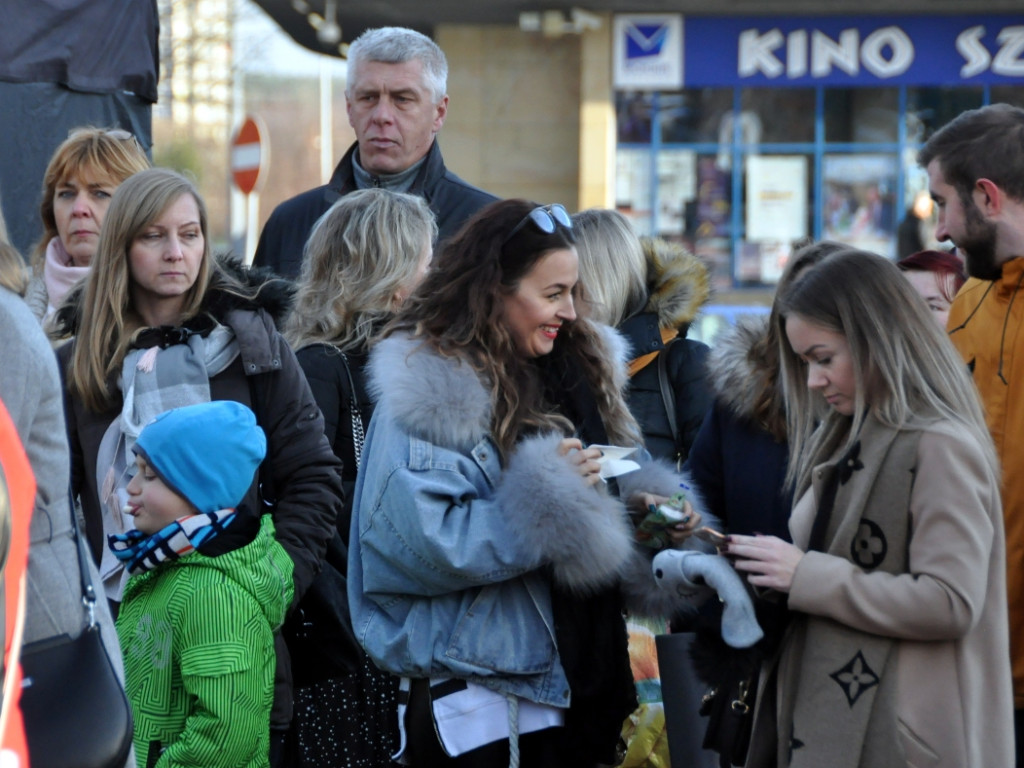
[338,352,366,470]
[657,338,682,454]
[67,487,99,630]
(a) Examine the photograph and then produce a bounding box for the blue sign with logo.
[626,23,670,60]
[683,15,1024,87]
[615,15,684,89]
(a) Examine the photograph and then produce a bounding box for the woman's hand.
[726,534,804,592]
[629,493,702,544]
[558,438,603,487]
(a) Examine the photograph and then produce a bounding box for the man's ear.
[974,178,1003,216]
[433,95,449,133]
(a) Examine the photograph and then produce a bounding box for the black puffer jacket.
[620,238,713,465]
[56,259,343,602]
[253,140,498,279]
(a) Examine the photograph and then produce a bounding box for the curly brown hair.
[385,198,640,458]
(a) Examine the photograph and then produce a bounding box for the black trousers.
[404,678,589,768]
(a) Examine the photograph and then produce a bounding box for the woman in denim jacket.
[348,198,713,768]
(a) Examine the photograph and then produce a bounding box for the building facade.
[426,11,1024,299]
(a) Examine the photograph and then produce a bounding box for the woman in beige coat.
[728,249,1013,768]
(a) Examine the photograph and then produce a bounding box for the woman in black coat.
[572,209,713,467]
[56,168,344,764]
[284,187,437,767]
[683,240,848,767]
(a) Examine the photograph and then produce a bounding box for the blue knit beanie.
[133,401,267,515]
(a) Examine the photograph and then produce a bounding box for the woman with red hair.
[896,249,967,328]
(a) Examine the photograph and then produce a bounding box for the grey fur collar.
[705,315,770,422]
[368,325,631,453]
[368,335,492,453]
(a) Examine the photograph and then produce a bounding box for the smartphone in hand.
[693,526,728,551]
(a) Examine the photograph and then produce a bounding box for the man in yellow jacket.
[921,102,1024,768]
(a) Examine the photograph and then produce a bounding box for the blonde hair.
[66,169,212,413]
[286,188,437,352]
[571,208,647,326]
[31,126,151,273]
[777,249,997,493]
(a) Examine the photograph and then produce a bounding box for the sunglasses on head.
[502,204,573,245]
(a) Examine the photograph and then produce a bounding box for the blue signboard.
[683,15,1024,87]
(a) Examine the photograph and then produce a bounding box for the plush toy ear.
[652,550,763,649]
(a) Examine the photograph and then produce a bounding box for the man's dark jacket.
[253,140,498,278]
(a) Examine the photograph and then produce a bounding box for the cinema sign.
[679,15,1024,87]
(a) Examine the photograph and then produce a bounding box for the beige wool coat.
[748,417,1014,768]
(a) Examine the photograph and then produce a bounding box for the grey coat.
[0,286,129,766]
[0,286,120,646]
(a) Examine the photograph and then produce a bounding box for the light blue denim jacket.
[348,334,713,706]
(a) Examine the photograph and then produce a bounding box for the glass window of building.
[740,89,815,143]
[905,87,983,143]
[825,88,898,143]
[659,89,732,143]
[616,91,653,144]
[989,86,1024,110]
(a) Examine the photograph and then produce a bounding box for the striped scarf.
[107,510,236,575]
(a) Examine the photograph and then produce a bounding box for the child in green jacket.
[108,401,294,768]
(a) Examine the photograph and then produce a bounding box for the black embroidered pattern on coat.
[829,650,880,707]
[851,519,887,569]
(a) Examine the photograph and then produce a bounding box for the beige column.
[578,14,615,211]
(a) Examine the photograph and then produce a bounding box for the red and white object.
[230,116,268,196]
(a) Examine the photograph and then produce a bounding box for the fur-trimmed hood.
[639,237,710,330]
[705,314,771,423]
[368,325,633,454]
[52,255,294,338]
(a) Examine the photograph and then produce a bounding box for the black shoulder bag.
[20,496,134,768]
[657,338,684,470]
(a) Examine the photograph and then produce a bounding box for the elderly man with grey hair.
[254,26,497,279]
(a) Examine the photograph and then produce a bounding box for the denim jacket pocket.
[446,582,555,675]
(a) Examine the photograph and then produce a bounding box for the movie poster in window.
[615,148,652,233]
[823,154,897,257]
[746,156,808,243]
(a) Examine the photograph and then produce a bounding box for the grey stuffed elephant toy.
[652,549,763,649]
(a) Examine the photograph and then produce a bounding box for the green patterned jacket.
[117,515,294,768]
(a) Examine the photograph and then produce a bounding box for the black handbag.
[283,530,363,685]
[689,621,761,767]
[698,669,756,766]
[19,499,133,768]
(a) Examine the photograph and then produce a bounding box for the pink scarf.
[43,237,89,315]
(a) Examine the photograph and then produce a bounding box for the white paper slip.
[589,445,641,479]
